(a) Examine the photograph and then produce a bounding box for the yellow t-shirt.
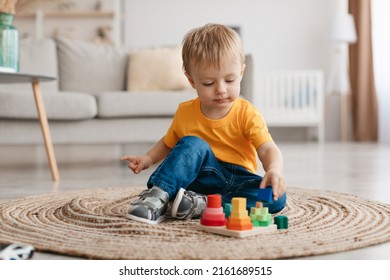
[164,97,273,173]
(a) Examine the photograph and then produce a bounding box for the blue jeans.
[147,136,286,214]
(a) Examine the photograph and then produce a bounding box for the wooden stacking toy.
[196,196,278,238]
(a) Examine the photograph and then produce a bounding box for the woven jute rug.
[1,187,390,259]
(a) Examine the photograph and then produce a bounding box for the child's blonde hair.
[182,23,245,74]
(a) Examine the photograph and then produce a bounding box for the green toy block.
[258,213,272,222]
[260,207,269,215]
[258,220,270,227]
[250,207,262,215]
[274,215,288,229]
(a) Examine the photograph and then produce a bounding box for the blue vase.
[0,12,19,72]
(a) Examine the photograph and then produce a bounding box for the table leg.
[32,81,60,181]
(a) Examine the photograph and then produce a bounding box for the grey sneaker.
[126,186,169,224]
[171,188,207,220]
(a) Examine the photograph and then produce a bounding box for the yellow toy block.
[226,197,253,231]
[230,197,248,218]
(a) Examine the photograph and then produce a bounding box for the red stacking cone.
[200,194,227,226]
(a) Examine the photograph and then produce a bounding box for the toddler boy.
[121,23,286,224]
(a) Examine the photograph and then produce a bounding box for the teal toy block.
[223,203,232,218]
[274,215,288,229]
[257,187,273,203]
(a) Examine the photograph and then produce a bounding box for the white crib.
[256,70,325,143]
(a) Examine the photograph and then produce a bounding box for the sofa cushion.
[95,90,196,118]
[0,38,59,92]
[0,91,97,120]
[56,37,130,93]
[127,46,192,91]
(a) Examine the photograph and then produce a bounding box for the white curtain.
[372,0,390,144]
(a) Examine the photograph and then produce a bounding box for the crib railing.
[256,70,324,142]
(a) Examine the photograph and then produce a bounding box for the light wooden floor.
[1,142,390,260]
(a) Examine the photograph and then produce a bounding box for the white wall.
[124,0,340,141]
[124,0,336,71]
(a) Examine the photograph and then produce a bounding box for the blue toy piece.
[257,186,273,203]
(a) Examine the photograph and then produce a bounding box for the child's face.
[185,59,245,117]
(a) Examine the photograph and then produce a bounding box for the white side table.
[0,72,59,181]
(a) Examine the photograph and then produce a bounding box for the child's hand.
[259,168,286,201]
[120,154,153,174]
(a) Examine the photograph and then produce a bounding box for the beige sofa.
[0,37,253,145]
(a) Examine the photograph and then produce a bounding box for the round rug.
[1,187,390,259]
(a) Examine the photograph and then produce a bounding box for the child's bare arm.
[120,137,171,174]
[256,141,286,200]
